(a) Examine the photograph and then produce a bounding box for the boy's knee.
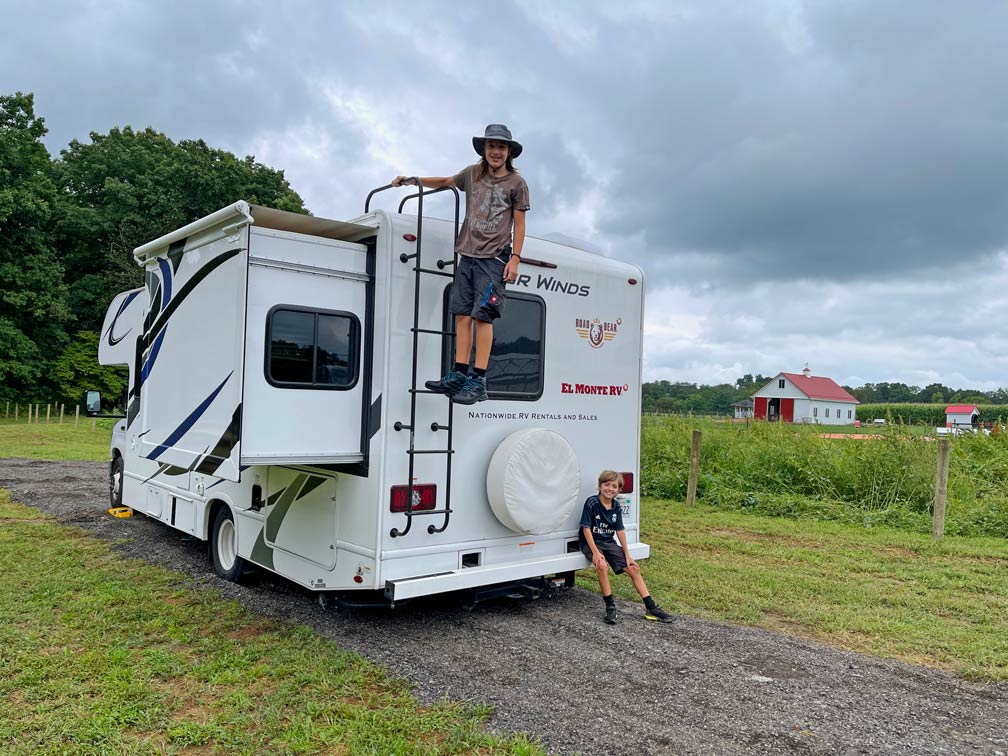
[625,563,640,576]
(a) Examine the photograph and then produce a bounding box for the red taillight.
[403,233,417,242]
[619,472,635,494]
[390,483,437,513]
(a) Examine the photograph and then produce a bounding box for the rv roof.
[132,201,377,264]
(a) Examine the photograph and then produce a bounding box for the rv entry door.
[241,229,371,466]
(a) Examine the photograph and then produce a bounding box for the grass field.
[0,490,544,755]
[580,500,1008,681]
[0,416,112,461]
[642,415,1008,538]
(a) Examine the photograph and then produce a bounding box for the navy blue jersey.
[578,495,624,548]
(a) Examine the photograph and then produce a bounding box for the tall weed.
[641,417,1008,537]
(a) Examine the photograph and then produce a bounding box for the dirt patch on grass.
[225,624,272,642]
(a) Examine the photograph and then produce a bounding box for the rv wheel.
[109,455,124,509]
[211,507,247,582]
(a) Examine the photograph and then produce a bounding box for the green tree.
[52,126,308,331]
[51,330,128,408]
[0,92,72,399]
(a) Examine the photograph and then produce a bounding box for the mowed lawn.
[581,499,1008,680]
[0,490,545,756]
[0,416,111,461]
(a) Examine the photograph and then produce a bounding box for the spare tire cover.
[486,428,582,534]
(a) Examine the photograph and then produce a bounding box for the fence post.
[74,405,80,428]
[46,404,51,424]
[15,403,18,420]
[4,401,7,418]
[60,403,64,424]
[932,437,950,538]
[91,416,96,432]
[35,403,40,423]
[686,429,702,507]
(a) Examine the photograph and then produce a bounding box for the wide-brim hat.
[473,123,523,159]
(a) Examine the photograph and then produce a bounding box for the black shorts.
[580,540,628,574]
[450,248,510,322]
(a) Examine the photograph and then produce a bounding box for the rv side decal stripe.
[157,258,173,304]
[141,327,168,381]
[104,290,140,346]
[296,475,327,501]
[143,247,241,349]
[265,474,307,542]
[251,528,275,570]
[195,404,242,476]
[368,394,382,439]
[146,372,233,461]
[167,238,186,273]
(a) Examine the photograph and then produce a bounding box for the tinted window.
[267,308,359,390]
[316,314,354,386]
[270,310,314,383]
[441,286,545,400]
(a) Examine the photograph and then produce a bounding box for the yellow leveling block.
[107,507,133,518]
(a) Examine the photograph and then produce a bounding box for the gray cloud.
[3,0,1006,386]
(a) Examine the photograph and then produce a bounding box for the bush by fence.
[855,403,1008,426]
[641,416,1008,538]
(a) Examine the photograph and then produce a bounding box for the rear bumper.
[384,542,650,601]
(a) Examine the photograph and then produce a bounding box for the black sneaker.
[644,604,674,623]
[424,370,467,396]
[452,375,487,405]
[605,605,617,625]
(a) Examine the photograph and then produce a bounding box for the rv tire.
[109,455,124,509]
[211,506,247,582]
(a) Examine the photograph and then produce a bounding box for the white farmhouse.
[752,368,859,425]
[944,404,979,430]
[732,398,754,419]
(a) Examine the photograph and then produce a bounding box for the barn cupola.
[802,364,811,378]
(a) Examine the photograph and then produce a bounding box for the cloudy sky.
[5,0,1008,389]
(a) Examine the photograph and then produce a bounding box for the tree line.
[643,375,1006,416]
[0,92,308,407]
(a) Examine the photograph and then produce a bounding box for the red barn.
[752,368,859,425]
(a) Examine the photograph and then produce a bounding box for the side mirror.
[84,390,101,416]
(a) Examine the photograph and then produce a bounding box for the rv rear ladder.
[365,180,460,538]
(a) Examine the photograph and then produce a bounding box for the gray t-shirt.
[452,164,530,259]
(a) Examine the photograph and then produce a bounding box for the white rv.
[97,189,647,604]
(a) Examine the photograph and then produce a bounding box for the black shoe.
[605,605,617,625]
[644,604,674,623]
[424,370,467,396]
[452,375,487,405]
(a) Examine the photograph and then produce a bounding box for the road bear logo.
[575,317,620,349]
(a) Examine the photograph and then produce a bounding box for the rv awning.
[133,201,377,264]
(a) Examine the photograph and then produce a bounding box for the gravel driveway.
[2,458,1006,756]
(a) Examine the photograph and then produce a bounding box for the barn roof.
[779,373,859,403]
[945,405,979,414]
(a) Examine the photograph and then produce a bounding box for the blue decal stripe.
[141,327,168,381]
[103,290,141,343]
[157,258,172,304]
[481,283,493,306]
[147,372,233,461]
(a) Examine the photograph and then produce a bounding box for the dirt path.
[2,458,1006,756]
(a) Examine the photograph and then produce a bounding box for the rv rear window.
[441,286,545,401]
[266,307,359,390]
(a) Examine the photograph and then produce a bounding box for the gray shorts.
[580,540,628,574]
[450,248,510,322]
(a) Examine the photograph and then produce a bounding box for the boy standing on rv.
[580,470,675,625]
[392,123,529,405]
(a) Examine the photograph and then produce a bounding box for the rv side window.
[441,286,545,401]
[266,307,360,390]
